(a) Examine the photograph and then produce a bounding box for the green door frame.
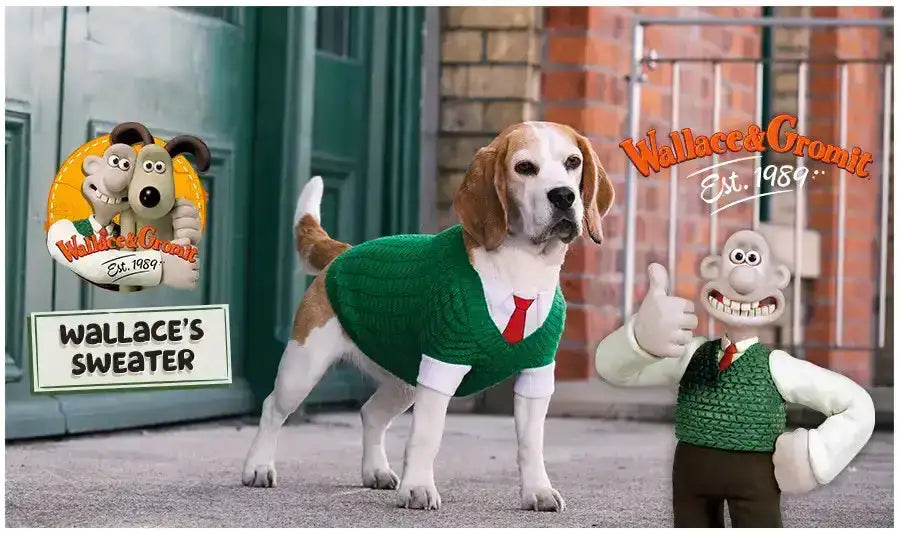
[245,6,424,409]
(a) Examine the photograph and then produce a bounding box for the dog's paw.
[521,486,565,512]
[242,464,277,488]
[396,484,441,510]
[362,467,399,490]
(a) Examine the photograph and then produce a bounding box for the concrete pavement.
[5,413,893,527]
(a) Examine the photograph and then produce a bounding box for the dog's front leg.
[396,383,450,510]
[515,392,565,512]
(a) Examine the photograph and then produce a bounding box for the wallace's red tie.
[719,343,738,371]
[502,296,534,344]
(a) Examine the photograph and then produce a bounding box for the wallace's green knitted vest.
[72,218,120,238]
[675,340,785,452]
[325,224,565,397]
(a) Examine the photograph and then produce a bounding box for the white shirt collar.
[88,214,116,234]
[479,277,555,305]
[478,278,555,337]
[721,334,759,353]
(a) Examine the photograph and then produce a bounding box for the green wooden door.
[245,7,423,408]
[5,7,69,438]
[307,7,379,403]
[6,6,258,438]
[6,7,424,436]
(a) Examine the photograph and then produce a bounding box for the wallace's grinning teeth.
[94,190,122,205]
[708,290,777,317]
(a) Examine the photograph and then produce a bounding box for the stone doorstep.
[547,379,894,428]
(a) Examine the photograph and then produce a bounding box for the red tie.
[719,343,738,371]
[502,296,534,344]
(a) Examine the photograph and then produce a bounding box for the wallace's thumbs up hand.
[633,263,698,358]
[647,263,670,297]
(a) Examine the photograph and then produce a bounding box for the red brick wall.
[804,6,888,384]
[434,7,890,386]
[544,7,763,380]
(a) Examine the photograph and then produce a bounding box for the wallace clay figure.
[595,229,875,527]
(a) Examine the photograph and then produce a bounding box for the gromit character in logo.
[47,122,199,290]
[595,229,875,528]
[120,135,210,246]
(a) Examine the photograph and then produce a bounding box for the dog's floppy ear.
[164,135,211,172]
[453,140,509,251]
[109,121,154,147]
[575,133,614,245]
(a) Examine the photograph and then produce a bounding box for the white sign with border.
[29,304,231,393]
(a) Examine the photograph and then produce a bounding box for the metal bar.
[708,61,722,337]
[792,62,808,352]
[753,61,763,231]
[878,64,892,348]
[623,21,643,320]
[667,62,680,290]
[643,56,891,65]
[635,16,892,28]
[835,64,848,346]
[771,344,883,352]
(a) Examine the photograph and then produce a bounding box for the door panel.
[244,7,423,408]
[46,6,256,433]
[303,7,377,404]
[5,7,68,438]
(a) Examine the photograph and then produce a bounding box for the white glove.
[773,428,820,494]
[161,238,200,290]
[171,198,203,246]
[633,263,698,358]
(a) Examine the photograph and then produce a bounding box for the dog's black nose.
[547,187,576,210]
[139,187,161,208]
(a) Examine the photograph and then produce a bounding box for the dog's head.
[454,122,614,251]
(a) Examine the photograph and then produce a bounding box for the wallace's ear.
[700,255,720,280]
[82,155,103,176]
[575,133,614,245]
[453,143,508,251]
[774,264,791,290]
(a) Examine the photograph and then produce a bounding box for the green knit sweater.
[325,224,565,397]
[675,340,786,452]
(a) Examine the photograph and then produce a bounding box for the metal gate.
[622,15,893,378]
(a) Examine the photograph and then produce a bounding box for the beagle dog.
[242,122,614,512]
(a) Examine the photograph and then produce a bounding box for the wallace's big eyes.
[514,161,538,175]
[564,155,582,170]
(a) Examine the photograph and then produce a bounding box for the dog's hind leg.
[242,275,344,488]
[360,377,415,489]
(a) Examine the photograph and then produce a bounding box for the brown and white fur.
[241,122,614,511]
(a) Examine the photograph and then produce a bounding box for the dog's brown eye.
[514,161,538,175]
[565,155,582,170]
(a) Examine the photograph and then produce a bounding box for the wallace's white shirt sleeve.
[594,317,706,388]
[47,219,164,287]
[769,350,875,485]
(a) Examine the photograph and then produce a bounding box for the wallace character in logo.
[594,229,875,527]
[46,122,198,291]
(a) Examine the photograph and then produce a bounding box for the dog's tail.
[294,176,350,275]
